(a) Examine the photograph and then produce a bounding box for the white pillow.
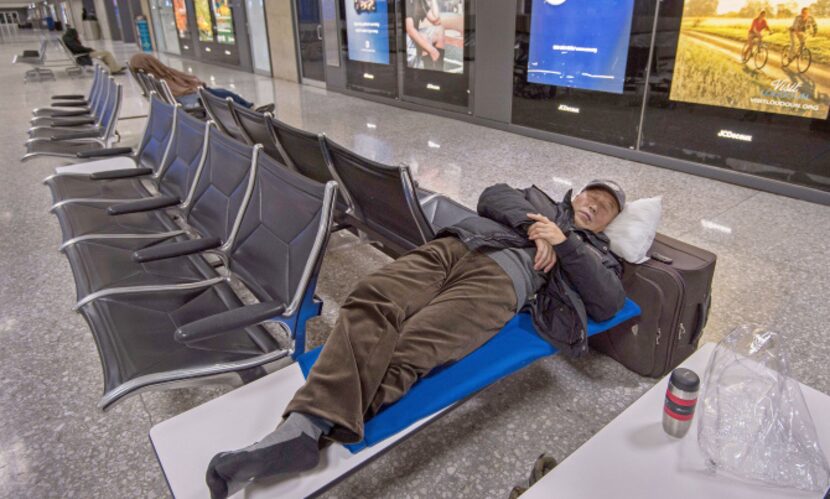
[603,196,662,264]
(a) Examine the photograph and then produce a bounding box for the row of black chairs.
[45,99,338,409]
[197,86,473,258]
[40,72,472,410]
[23,65,124,161]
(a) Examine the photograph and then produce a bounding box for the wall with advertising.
[173,0,189,38]
[506,0,829,197]
[341,0,398,97]
[345,0,390,64]
[194,0,213,41]
[212,0,235,44]
[325,0,828,200]
[526,0,635,94]
[400,0,471,107]
[669,0,828,120]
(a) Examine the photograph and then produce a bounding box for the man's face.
[802,8,809,18]
[572,188,620,232]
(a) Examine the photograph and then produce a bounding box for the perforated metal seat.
[323,137,475,257]
[31,66,106,118]
[267,117,354,219]
[31,68,107,126]
[76,152,337,410]
[23,80,123,162]
[29,77,114,138]
[43,96,179,206]
[231,103,285,163]
[62,129,259,305]
[51,112,212,246]
[200,87,249,144]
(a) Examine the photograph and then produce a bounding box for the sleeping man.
[205,180,627,498]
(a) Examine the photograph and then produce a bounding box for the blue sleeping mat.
[298,298,641,453]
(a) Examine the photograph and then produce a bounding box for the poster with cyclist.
[670,0,828,120]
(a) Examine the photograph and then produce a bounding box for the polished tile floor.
[1,31,829,498]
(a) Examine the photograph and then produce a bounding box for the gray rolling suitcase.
[589,233,717,377]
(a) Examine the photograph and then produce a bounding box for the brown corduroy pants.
[285,237,517,443]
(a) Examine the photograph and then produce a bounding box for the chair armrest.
[89,167,151,180]
[107,195,179,215]
[50,110,88,118]
[50,130,100,141]
[77,146,133,159]
[52,94,85,100]
[47,117,95,127]
[132,237,221,263]
[175,301,286,345]
[52,101,88,108]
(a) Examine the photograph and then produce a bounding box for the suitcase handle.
[651,252,673,265]
[690,294,711,345]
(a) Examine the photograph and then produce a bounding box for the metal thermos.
[662,367,700,438]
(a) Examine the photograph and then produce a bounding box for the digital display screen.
[173,0,189,39]
[527,0,635,94]
[404,0,465,73]
[212,0,235,44]
[194,0,213,42]
[669,0,828,119]
[345,0,390,64]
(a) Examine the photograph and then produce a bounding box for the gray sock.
[206,412,333,498]
[246,412,332,451]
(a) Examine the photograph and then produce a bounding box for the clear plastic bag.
[697,325,830,492]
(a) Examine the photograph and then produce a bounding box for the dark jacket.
[62,29,93,65]
[439,184,625,357]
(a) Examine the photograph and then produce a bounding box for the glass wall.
[512,0,654,147]
[246,0,271,74]
[151,0,181,55]
[338,0,476,106]
[638,0,830,193]
[510,0,830,195]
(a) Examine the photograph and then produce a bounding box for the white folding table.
[522,343,830,499]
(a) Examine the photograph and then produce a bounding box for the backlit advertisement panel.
[669,0,828,119]
[212,0,235,44]
[345,0,390,64]
[404,0,465,73]
[173,0,189,38]
[527,0,635,94]
[195,0,213,42]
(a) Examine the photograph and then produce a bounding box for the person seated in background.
[62,28,124,73]
[204,180,628,499]
[129,54,273,113]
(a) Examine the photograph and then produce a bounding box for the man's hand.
[527,213,567,246]
[428,46,440,61]
[533,239,557,273]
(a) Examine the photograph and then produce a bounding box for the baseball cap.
[583,179,625,212]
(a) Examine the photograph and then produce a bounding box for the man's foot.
[204,412,332,498]
[206,433,320,499]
